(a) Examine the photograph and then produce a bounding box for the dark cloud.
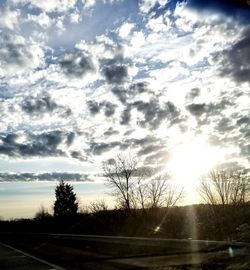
[137,144,163,156]
[144,149,169,166]
[102,101,116,117]
[59,50,94,78]
[70,150,86,161]
[120,106,131,125]
[0,172,92,182]
[185,88,200,102]
[89,141,125,155]
[240,144,250,161]
[66,132,75,146]
[218,28,250,83]
[103,128,119,137]
[119,99,181,128]
[87,100,100,115]
[100,49,129,85]
[186,99,234,119]
[102,64,128,84]
[0,34,34,69]
[87,135,168,161]
[21,95,57,115]
[237,116,250,126]
[132,99,180,129]
[0,130,75,158]
[216,118,234,133]
[187,0,250,20]
[124,136,163,148]
[111,82,148,104]
[111,87,127,103]
[87,100,116,117]
[129,82,148,94]
[186,103,206,117]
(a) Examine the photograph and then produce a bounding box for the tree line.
[0,155,249,241]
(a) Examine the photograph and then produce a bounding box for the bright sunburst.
[166,138,225,203]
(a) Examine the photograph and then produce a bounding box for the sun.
[166,138,224,202]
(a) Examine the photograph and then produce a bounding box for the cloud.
[0,172,92,182]
[218,28,250,83]
[111,81,148,104]
[139,0,167,14]
[103,127,119,137]
[82,0,96,10]
[132,99,180,129]
[0,34,44,75]
[20,94,72,119]
[187,0,250,19]
[87,100,116,117]
[186,99,234,119]
[21,95,57,115]
[0,131,75,158]
[9,0,77,13]
[237,116,250,126]
[0,7,20,30]
[27,12,52,29]
[120,106,131,125]
[59,50,94,79]
[102,64,128,84]
[185,88,200,102]
[144,149,169,166]
[216,118,234,133]
[100,48,129,85]
[186,103,206,117]
[118,22,135,38]
[88,141,126,155]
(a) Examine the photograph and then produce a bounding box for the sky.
[0,0,250,219]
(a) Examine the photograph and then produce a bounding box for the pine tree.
[53,180,78,217]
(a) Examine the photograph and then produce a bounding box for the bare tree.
[199,169,250,239]
[103,154,138,210]
[130,167,151,210]
[89,199,108,214]
[147,175,183,208]
[199,169,250,207]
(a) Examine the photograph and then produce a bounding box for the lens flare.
[166,138,224,202]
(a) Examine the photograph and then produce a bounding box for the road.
[0,233,249,269]
[0,241,65,270]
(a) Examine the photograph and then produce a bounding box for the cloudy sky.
[0,0,249,219]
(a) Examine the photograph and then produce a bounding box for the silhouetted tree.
[89,199,108,213]
[146,175,183,208]
[199,169,250,239]
[34,205,51,220]
[103,154,138,210]
[53,180,78,217]
[199,169,250,207]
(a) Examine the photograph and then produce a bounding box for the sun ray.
[166,137,225,203]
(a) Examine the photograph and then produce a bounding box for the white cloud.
[9,0,77,13]
[82,0,96,9]
[146,14,171,33]
[27,12,52,28]
[139,0,168,14]
[0,7,20,30]
[0,34,44,77]
[69,9,81,23]
[118,22,135,38]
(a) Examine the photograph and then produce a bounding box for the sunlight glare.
[167,139,224,201]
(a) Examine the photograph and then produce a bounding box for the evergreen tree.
[53,180,78,217]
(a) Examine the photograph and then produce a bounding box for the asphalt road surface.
[0,233,249,269]
[0,242,65,270]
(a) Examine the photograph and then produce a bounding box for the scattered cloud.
[0,172,92,182]
[0,0,249,179]
[59,50,94,79]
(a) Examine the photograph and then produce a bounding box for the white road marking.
[0,242,67,270]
